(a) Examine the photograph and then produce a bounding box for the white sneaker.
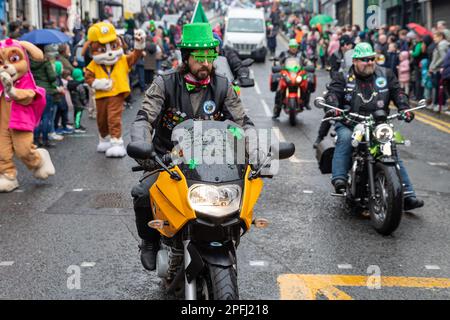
[105,137,127,158]
[97,135,112,153]
[48,132,64,141]
[0,174,19,192]
[33,149,56,180]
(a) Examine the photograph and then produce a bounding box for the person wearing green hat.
[129,22,256,271]
[53,60,73,136]
[321,42,424,211]
[68,68,89,134]
[272,38,312,119]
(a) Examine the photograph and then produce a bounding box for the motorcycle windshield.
[170,120,247,183]
[284,57,300,73]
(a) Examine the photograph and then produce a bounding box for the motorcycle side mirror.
[272,65,282,73]
[314,97,326,109]
[270,142,295,160]
[241,58,254,67]
[238,77,255,88]
[417,99,427,108]
[127,141,154,160]
[304,65,315,73]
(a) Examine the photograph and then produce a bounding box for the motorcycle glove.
[399,111,415,123]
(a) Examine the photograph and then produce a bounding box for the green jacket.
[30,59,58,96]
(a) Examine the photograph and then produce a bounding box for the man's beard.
[356,65,375,77]
[192,67,211,80]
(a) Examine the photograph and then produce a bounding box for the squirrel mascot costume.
[83,23,145,157]
[0,38,56,193]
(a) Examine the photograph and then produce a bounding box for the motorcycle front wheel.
[369,162,403,235]
[198,264,239,300]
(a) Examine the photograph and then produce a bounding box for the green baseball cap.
[288,39,299,48]
[177,23,219,49]
[72,68,84,82]
[54,60,63,76]
[352,42,376,59]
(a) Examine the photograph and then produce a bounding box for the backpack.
[77,83,90,106]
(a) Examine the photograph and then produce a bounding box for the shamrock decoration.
[188,158,199,170]
[228,126,243,140]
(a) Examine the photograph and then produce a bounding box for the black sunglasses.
[356,57,376,63]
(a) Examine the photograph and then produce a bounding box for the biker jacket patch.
[375,77,387,88]
[203,100,216,114]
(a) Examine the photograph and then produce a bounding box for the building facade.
[319,0,448,30]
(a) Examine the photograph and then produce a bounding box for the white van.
[223,7,267,62]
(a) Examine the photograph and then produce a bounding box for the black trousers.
[131,173,160,242]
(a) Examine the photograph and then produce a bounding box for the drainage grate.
[45,190,133,216]
[90,192,132,209]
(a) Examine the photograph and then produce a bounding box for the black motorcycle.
[314,97,427,235]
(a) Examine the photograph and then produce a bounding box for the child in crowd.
[385,42,399,77]
[54,61,73,135]
[397,51,410,95]
[420,58,433,105]
[67,68,89,133]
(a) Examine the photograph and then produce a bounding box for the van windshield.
[227,18,265,33]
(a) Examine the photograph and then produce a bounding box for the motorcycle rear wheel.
[369,163,403,235]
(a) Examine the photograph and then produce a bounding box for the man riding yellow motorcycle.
[127,22,295,299]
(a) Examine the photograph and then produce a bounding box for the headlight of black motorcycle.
[373,124,394,143]
[188,184,242,218]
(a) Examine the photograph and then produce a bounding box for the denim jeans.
[54,97,69,129]
[34,94,55,143]
[331,122,416,198]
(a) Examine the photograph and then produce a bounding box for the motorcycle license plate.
[381,142,392,156]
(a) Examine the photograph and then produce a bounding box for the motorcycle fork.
[365,126,376,200]
[183,240,197,300]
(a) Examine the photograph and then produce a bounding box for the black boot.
[332,179,346,194]
[404,197,424,211]
[313,136,323,149]
[272,105,281,119]
[139,239,159,271]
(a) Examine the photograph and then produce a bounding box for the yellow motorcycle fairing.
[149,165,264,238]
[240,167,264,230]
[149,166,195,238]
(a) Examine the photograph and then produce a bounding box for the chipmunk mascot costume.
[83,22,145,157]
[0,38,55,192]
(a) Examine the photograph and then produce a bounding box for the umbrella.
[309,14,334,27]
[19,29,71,45]
[407,23,433,37]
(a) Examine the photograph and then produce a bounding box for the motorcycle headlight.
[373,124,394,143]
[296,76,303,83]
[188,184,242,218]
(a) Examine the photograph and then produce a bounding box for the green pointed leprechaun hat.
[177,22,220,49]
[191,1,209,23]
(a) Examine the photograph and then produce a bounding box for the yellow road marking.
[278,274,450,300]
[414,114,450,134]
[415,111,450,129]
[389,105,450,134]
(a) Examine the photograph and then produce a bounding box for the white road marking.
[81,262,96,267]
[272,127,306,164]
[254,81,261,95]
[13,189,24,193]
[73,188,84,192]
[427,162,448,167]
[303,190,314,194]
[249,261,267,267]
[0,261,15,266]
[261,99,272,117]
[425,265,441,270]
[338,264,353,269]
